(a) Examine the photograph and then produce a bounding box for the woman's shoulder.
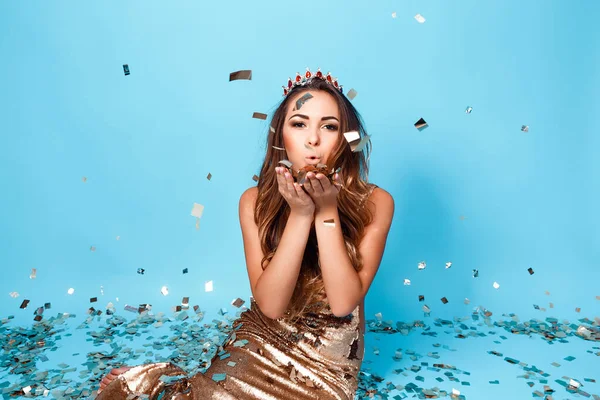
[365,183,393,208]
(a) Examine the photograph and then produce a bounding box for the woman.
[96,67,395,399]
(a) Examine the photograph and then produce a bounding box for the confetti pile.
[0,298,598,398]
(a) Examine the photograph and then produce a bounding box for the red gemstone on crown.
[333,80,338,88]
[316,69,323,78]
[326,73,332,83]
[305,68,312,79]
[287,78,293,89]
[295,73,302,83]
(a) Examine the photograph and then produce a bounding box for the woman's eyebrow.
[288,114,339,122]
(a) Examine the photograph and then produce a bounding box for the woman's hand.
[276,166,315,217]
[302,171,342,213]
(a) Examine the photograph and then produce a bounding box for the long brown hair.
[254,77,375,323]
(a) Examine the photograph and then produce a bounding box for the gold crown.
[282,67,343,97]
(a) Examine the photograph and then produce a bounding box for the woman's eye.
[292,122,338,130]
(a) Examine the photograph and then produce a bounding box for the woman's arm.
[254,211,314,319]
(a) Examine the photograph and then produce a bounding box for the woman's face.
[282,90,341,170]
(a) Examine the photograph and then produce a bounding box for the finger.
[309,175,324,192]
[276,168,291,196]
[317,173,329,190]
[284,170,297,198]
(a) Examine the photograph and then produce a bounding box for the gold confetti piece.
[445,262,452,269]
[323,218,336,228]
[545,290,551,295]
[551,362,561,367]
[418,295,424,301]
[391,12,397,18]
[414,118,428,131]
[528,267,534,275]
[20,299,29,309]
[207,173,212,181]
[415,14,426,23]
[418,261,426,270]
[465,106,473,114]
[191,203,204,218]
[346,88,358,100]
[123,64,130,76]
[182,297,190,309]
[521,125,529,132]
[596,296,600,300]
[67,288,75,295]
[82,176,87,183]
[90,245,96,252]
[343,130,370,152]
[272,145,285,151]
[278,159,293,169]
[229,70,252,81]
[423,305,431,313]
[549,302,554,308]
[493,282,500,289]
[252,112,267,120]
[231,298,245,308]
[575,307,581,313]
[252,174,259,182]
[30,268,37,279]
[269,125,275,133]
[404,278,411,285]
[441,297,448,304]
[451,388,460,396]
[161,286,169,296]
[205,281,213,292]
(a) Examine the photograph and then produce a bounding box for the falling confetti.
[493,282,500,289]
[521,125,529,132]
[391,12,397,18]
[229,70,252,81]
[67,288,75,295]
[418,261,426,270]
[123,64,130,76]
[137,268,145,275]
[472,269,479,278]
[29,268,37,279]
[343,131,370,152]
[294,93,313,111]
[465,106,473,114]
[191,203,205,230]
[404,278,411,286]
[445,262,452,269]
[346,88,358,100]
[205,280,213,292]
[161,286,169,296]
[414,117,428,131]
[415,14,426,23]
[207,173,212,181]
[252,112,267,120]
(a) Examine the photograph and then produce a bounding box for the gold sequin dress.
[96,297,364,400]
[97,184,377,400]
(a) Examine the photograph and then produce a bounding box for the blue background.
[1,1,599,398]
